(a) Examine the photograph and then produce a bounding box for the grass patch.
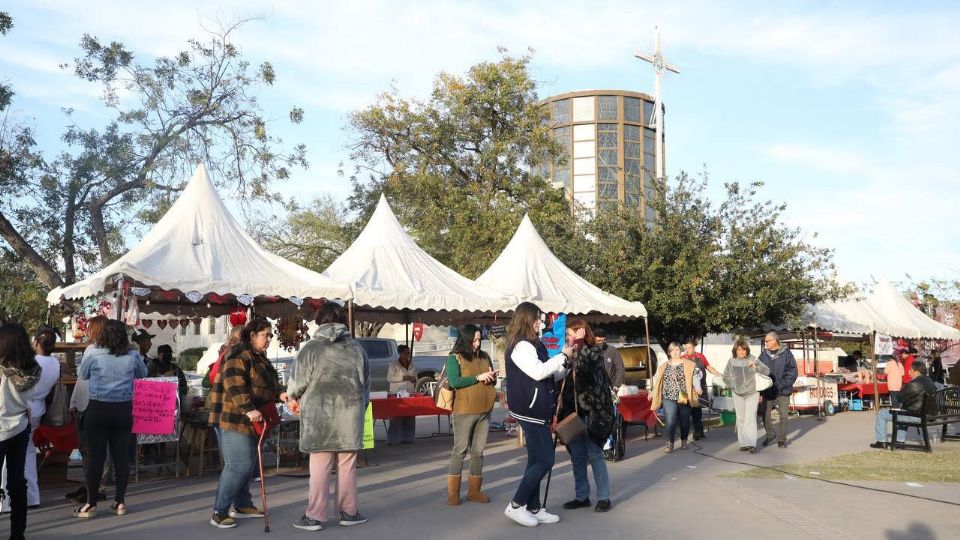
[725,449,960,483]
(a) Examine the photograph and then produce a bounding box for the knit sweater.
[446,353,495,415]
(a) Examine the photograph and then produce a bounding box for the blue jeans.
[512,421,555,511]
[874,409,920,443]
[662,398,691,443]
[213,428,257,515]
[889,391,900,408]
[566,431,609,500]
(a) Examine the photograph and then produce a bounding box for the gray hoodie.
[287,324,370,452]
[721,355,770,396]
[0,365,41,441]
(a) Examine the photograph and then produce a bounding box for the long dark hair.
[0,323,40,371]
[315,302,346,325]
[97,320,131,356]
[506,302,541,352]
[451,324,484,361]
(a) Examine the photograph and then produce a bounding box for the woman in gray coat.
[721,339,769,453]
[284,303,370,531]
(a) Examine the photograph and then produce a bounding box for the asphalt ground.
[6,408,959,539]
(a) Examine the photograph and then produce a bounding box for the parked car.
[357,338,448,393]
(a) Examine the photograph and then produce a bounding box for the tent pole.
[871,332,880,411]
[814,326,823,421]
[643,317,654,381]
[347,300,355,337]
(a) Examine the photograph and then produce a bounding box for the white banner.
[874,333,893,356]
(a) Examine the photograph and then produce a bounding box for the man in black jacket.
[759,332,798,448]
[870,362,937,448]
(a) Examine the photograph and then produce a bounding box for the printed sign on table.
[874,333,893,356]
[133,377,179,443]
[362,402,374,450]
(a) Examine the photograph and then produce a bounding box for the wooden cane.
[257,421,270,533]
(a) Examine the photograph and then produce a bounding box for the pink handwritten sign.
[132,379,178,435]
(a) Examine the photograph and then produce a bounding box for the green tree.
[344,50,581,278]
[0,19,307,290]
[583,172,843,348]
[251,194,351,273]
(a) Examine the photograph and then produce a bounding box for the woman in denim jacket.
[74,320,147,518]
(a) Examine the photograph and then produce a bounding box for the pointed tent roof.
[800,298,883,335]
[320,195,516,322]
[47,164,349,310]
[476,215,647,320]
[865,277,960,339]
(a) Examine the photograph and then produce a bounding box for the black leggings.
[84,400,133,505]
[0,426,29,539]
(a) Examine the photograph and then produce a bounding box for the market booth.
[45,164,350,477]
[476,215,653,450]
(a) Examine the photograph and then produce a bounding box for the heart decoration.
[157,320,168,330]
[192,317,202,328]
[141,319,153,329]
[179,319,190,328]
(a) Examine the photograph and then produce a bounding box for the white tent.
[800,300,875,335]
[320,195,517,323]
[476,215,647,321]
[47,163,349,314]
[866,277,960,340]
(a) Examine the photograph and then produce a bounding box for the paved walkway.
[6,409,959,539]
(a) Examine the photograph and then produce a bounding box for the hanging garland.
[276,316,309,352]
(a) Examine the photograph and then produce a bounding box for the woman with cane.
[503,302,573,527]
[206,319,280,529]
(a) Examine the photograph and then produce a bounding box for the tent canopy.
[801,277,960,340]
[476,215,647,321]
[320,195,517,323]
[47,164,349,314]
[865,277,960,340]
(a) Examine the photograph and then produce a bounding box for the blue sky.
[2,0,959,290]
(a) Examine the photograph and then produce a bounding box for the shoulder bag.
[553,367,587,445]
[755,371,774,392]
[433,357,456,411]
[41,374,71,427]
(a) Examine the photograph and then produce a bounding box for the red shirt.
[902,355,915,384]
[684,352,709,368]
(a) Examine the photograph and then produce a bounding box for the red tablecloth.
[33,424,78,454]
[371,396,451,419]
[838,382,889,397]
[619,393,656,429]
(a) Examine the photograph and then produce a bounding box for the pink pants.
[306,451,358,521]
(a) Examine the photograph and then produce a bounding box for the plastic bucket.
[720,411,736,425]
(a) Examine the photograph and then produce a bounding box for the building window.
[552,126,571,189]
[597,123,618,205]
[644,127,657,179]
[598,96,618,121]
[572,96,595,122]
[625,175,641,208]
[624,97,642,123]
[552,99,570,124]
[643,100,655,125]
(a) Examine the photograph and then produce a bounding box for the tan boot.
[467,475,490,503]
[446,475,462,506]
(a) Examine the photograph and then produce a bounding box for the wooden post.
[872,332,880,411]
[347,299,355,337]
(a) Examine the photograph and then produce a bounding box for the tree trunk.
[356,321,385,338]
[89,201,112,265]
[0,210,64,290]
[62,191,78,285]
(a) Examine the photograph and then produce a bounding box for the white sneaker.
[530,507,560,524]
[504,503,538,527]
